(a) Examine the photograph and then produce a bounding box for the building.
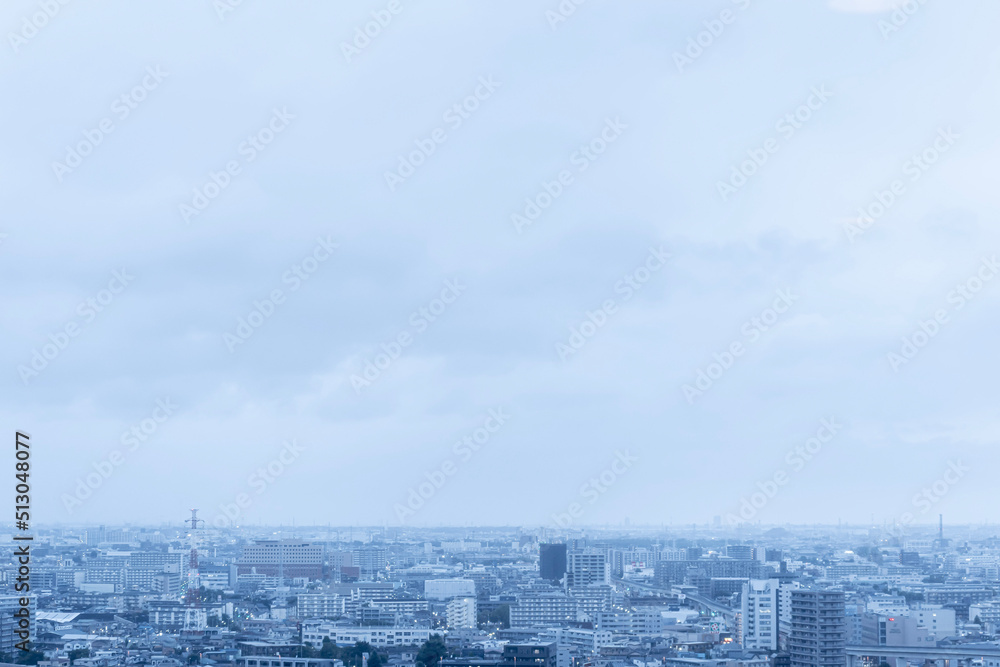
[0,596,35,657]
[860,615,935,647]
[567,551,609,587]
[910,608,955,639]
[567,585,614,620]
[302,625,431,648]
[502,643,559,667]
[425,579,476,600]
[297,594,347,619]
[509,591,578,628]
[595,609,664,634]
[238,540,324,579]
[447,597,477,629]
[148,600,206,630]
[240,659,340,667]
[355,547,388,579]
[789,589,846,667]
[540,544,567,582]
[741,579,779,650]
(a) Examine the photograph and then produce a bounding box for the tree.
[68,649,91,664]
[488,605,510,628]
[416,635,448,667]
[319,638,338,660]
[334,642,383,667]
[15,650,45,666]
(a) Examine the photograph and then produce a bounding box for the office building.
[238,540,324,579]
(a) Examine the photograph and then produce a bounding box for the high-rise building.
[0,596,35,657]
[567,551,609,587]
[789,589,846,667]
[446,597,477,629]
[741,579,779,650]
[355,547,388,579]
[540,544,567,582]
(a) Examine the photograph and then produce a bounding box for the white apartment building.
[297,594,347,618]
[446,597,477,629]
[741,579,778,650]
[424,578,476,600]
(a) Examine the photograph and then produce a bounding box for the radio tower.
[186,509,204,607]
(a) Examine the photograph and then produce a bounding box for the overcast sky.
[2,0,999,530]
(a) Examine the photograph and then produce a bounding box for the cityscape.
[6,521,1000,667]
[4,3,999,667]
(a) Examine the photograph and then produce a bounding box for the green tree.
[16,650,46,666]
[339,642,382,667]
[319,638,338,660]
[416,635,448,667]
[488,605,509,628]
[68,649,91,664]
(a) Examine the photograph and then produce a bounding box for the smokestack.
[939,514,943,539]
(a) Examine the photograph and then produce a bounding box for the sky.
[2,0,1000,530]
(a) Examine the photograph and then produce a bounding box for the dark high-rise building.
[539,543,567,582]
[789,589,846,667]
